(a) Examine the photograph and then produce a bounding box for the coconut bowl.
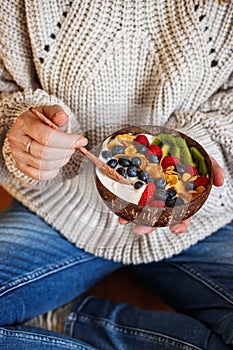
[95,125,213,227]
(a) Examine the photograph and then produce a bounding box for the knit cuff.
[1,89,83,186]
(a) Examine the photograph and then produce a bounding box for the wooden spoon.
[29,108,130,185]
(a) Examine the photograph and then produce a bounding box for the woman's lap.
[130,221,233,345]
[0,200,232,348]
[0,200,120,325]
[67,295,228,350]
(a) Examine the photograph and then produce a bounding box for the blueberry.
[101,150,112,160]
[166,188,177,199]
[138,170,149,182]
[154,177,166,189]
[118,157,132,167]
[166,196,184,207]
[185,182,195,191]
[137,144,147,154]
[165,197,176,207]
[131,156,142,168]
[134,181,144,189]
[112,145,125,156]
[175,164,186,175]
[116,167,127,178]
[127,165,138,177]
[107,158,118,168]
[149,154,159,164]
[154,190,168,202]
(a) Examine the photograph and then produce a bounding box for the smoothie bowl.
[95,125,213,227]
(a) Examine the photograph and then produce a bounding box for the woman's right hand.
[8,104,88,180]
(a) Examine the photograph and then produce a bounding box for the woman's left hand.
[118,156,225,235]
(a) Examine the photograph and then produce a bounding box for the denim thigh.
[0,200,120,325]
[129,221,233,345]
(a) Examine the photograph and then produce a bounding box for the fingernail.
[54,112,69,127]
[119,218,129,225]
[75,136,88,147]
[170,226,182,234]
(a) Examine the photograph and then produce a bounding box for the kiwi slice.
[161,143,170,157]
[151,137,162,146]
[152,134,180,158]
[190,146,208,176]
[171,143,181,158]
[152,134,175,146]
[176,137,193,165]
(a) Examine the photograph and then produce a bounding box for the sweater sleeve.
[0,0,84,188]
[0,62,83,188]
[166,74,233,216]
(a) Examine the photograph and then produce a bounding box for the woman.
[0,0,233,348]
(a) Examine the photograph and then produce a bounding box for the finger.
[11,135,75,161]
[38,105,69,130]
[52,112,69,131]
[24,112,87,149]
[26,140,76,160]
[133,225,155,235]
[9,132,32,154]
[14,161,60,181]
[9,110,88,150]
[210,156,225,187]
[170,217,192,234]
[118,217,130,225]
[15,150,71,171]
[8,114,29,149]
[118,216,154,233]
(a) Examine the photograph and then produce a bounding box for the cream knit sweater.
[0,0,233,264]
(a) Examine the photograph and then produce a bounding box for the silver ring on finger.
[26,138,33,155]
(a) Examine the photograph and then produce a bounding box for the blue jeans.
[0,200,232,349]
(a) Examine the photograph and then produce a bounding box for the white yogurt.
[96,134,155,204]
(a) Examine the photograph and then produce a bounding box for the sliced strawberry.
[150,200,166,208]
[146,145,163,159]
[161,155,180,169]
[194,176,210,188]
[185,164,198,176]
[134,135,150,147]
[138,182,156,206]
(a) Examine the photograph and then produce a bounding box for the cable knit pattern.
[0,0,233,264]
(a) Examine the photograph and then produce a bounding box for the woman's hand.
[8,105,88,180]
[119,156,225,235]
